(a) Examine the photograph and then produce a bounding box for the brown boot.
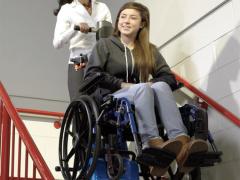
[148,138,182,177]
[176,135,208,173]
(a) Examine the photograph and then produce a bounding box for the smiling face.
[118,8,143,39]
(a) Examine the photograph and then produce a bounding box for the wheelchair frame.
[56,74,222,180]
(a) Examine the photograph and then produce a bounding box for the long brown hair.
[113,2,155,82]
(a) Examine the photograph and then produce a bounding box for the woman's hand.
[121,82,134,88]
[79,23,90,33]
[74,63,86,71]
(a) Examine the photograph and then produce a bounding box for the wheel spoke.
[66,130,74,137]
[77,121,85,133]
[79,140,88,149]
[64,147,76,162]
[78,150,86,168]
[72,151,80,180]
[78,129,88,140]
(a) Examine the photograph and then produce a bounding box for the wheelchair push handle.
[74,20,113,33]
[74,25,97,33]
[70,54,88,65]
[75,20,113,41]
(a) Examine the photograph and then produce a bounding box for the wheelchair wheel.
[59,95,101,179]
[106,153,124,180]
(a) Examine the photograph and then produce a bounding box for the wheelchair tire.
[106,153,124,180]
[58,95,101,180]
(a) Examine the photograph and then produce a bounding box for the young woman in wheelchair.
[76,2,208,177]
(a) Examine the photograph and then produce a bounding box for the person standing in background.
[53,0,112,101]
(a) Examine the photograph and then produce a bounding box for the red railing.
[16,108,64,129]
[0,81,55,180]
[17,108,64,118]
[174,73,240,127]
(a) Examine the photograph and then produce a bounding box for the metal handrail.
[0,81,55,180]
[174,73,240,127]
[17,108,64,118]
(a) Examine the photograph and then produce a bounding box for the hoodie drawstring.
[124,45,135,83]
[124,45,129,83]
[130,51,134,75]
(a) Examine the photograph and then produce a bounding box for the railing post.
[1,106,11,180]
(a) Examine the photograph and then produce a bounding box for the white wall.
[137,0,227,47]
[136,0,240,179]
[0,0,69,112]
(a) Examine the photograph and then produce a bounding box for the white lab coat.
[53,0,112,63]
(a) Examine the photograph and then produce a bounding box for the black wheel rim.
[58,96,101,180]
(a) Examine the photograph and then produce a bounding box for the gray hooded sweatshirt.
[84,35,177,97]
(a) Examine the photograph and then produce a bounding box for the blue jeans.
[113,82,187,145]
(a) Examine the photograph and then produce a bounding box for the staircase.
[0,81,54,180]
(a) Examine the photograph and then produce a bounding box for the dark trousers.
[68,64,84,101]
[68,64,85,133]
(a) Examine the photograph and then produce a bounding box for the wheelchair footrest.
[136,148,176,167]
[184,151,222,167]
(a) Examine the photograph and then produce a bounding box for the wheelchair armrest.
[174,82,184,91]
[170,81,184,92]
[79,72,104,94]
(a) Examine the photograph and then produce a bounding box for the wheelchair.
[56,73,222,180]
